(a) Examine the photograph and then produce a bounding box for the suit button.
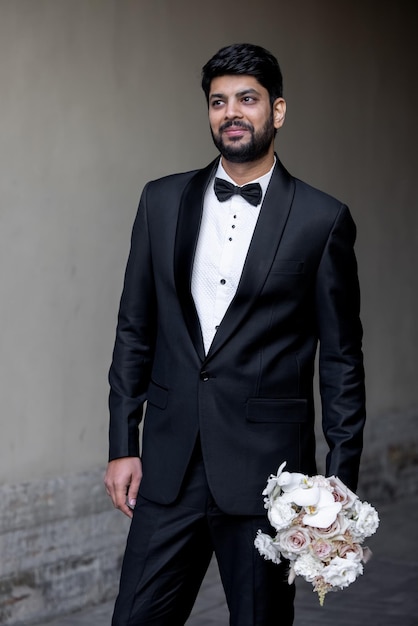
[200,370,210,381]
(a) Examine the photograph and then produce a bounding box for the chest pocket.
[270,259,304,274]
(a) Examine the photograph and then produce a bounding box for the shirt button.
[220,279,226,285]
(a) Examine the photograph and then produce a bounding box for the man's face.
[208,75,285,164]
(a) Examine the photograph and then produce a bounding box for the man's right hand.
[104,457,142,519]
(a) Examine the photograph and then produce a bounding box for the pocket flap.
[246,398,308,423]
[271,259,304,274]
[147,381,169,409]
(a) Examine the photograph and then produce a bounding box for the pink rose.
[310,512,350,540]
[328,476,357,509]
[336,541,364,561]
[311,538,334,561]
[276,526,312,560]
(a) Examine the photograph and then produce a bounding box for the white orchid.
[302,486,342,528]
[277,468,307,494]
[310,512,350,540]
[262,461,287,505]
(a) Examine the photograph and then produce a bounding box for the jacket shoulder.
[275,158,348,217]
[146,168,200,190]
[144,157,218,194]
[138,165,210,209]
[293,177,345,210]
[289,177,357,248]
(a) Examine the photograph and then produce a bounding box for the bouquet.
[255,462,379,605]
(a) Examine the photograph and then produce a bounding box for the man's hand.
[104,457,142,519]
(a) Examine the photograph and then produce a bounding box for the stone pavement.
[38,496,418,625]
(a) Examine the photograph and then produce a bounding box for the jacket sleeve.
[315,204,366,491]
[108,184,157,461]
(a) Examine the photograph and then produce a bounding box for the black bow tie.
[214,177,262,207]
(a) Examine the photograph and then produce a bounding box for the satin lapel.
[206,159,295,360]
[174,158,219,362]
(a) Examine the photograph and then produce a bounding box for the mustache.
[219,120,254,132]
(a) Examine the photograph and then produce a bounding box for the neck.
[221,149,275,186]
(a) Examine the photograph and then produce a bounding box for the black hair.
[201,43,283,106]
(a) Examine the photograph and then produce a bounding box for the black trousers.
[112,444,295,625]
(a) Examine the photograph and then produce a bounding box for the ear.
[273,98,286,129]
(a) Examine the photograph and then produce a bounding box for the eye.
[242,96,256,103]
[210,99,224,108]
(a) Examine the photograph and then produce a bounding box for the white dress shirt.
[191,159,275,354]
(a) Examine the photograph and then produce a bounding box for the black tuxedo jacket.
[108,157,366,516]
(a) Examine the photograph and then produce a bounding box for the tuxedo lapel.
[206,158,295,360]
[174,158,219,361]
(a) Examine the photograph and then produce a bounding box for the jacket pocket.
[147,380,169,409]
[270,259,304,274]
[246,398,308,423]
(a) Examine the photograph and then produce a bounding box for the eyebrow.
[209,88,261,101]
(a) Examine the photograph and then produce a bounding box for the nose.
[224,98,242,119]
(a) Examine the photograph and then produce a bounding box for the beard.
[210,113,275,163]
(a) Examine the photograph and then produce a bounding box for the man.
[104,43,366,625]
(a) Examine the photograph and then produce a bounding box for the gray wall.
[0,1,417,623]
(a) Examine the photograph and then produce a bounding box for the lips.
[224,127,248,137]
[221,123,251,139]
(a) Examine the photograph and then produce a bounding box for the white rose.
[254,531,282,564]
[268,498,298,531]
[293,552,324,583]
[351,500,380,539]
[322,553,363,589]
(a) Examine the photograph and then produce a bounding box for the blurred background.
[0,0,417,623]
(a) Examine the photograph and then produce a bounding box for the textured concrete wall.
[0,469,129,625]
[0,0,417,623]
